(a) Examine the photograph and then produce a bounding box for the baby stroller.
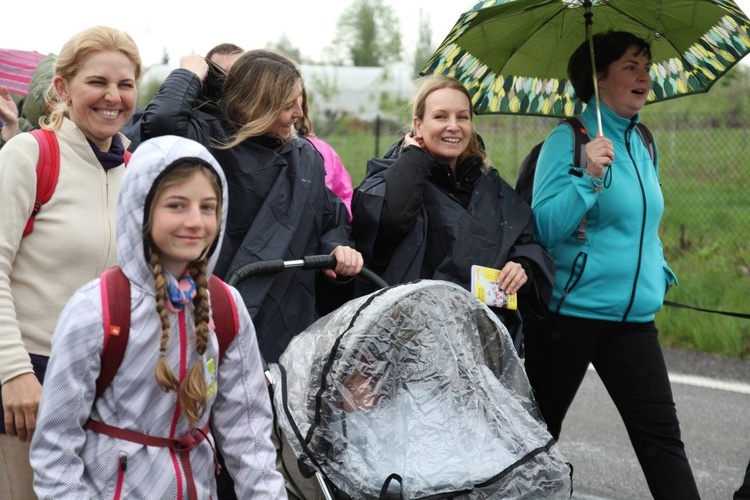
[266,277,573,499]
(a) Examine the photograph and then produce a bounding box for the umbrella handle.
[584,0,604,134]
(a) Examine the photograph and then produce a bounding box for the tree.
[160,47,170,66]
[268,34,304,65]
[306,71,343,135]
[328,0,403,67]
[413,9,435,78]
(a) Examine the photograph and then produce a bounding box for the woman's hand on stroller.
[325,246,363,279]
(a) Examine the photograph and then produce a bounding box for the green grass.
[657,245,750,358]
[318,118,750,360]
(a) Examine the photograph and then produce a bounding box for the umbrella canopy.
[0,49,45,97]
[421,0,750,117]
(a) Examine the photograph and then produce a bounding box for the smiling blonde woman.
[351,75,555,353]
[0,25,142,499]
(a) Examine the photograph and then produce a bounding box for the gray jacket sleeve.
[210,286,287,499]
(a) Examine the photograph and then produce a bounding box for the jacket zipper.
[103,169,115,273]
[113,453,127,500]
[555,251,588,313]
[621,123,647,321]
[168,309,189,500]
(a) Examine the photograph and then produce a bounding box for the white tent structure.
[136,62,416,123]
[301,63,415,122]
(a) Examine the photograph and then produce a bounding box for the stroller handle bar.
[226,255,336,286]
[225,255,389,289]
[224,254,389,387]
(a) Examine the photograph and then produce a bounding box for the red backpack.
[89,268,239,500]
[97,266,239,398]
[23,129,132,237]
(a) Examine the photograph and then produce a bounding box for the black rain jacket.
[352,140,555,350]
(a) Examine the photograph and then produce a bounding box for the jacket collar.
[429,155,484,207]
[246,134,307,154]
[247,134,284,150]
[583,99,640,138]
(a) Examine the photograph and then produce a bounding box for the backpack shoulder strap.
[208,275,239,362]
[514,141,543,206]
[97,266,131,399]
[634,122,656,164]
[560,116,591,170]
[561,116,591,244]
[94,271,238,400]
[24,129,61,237]
[514,117,589,206]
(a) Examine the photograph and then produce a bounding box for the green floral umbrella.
[421,0,750,118]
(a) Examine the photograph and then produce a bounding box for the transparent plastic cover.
[270,280,572,499]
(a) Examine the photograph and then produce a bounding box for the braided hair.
[144,161,222,427]
[179,258,212,426]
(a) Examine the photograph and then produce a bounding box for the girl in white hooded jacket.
[29,135,286,499]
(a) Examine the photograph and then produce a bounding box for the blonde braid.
[150,247,180,392]
[178,259,210,427]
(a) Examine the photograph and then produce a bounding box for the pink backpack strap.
[84,419,211,500]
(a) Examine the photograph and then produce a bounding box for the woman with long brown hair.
[138,49,362,365]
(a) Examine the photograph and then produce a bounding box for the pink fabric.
[0,49,44,96]
[306,136,353,220]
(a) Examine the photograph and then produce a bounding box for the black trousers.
[523,313,700,500]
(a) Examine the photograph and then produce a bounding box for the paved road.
[557,347,750,499]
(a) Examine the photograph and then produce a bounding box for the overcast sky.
[3,0,750,69]
[0,0,469,67]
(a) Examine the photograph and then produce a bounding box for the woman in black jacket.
[352,75,554,352]
[138,49,362,364]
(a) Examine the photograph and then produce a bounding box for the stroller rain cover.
[269,280,572,499]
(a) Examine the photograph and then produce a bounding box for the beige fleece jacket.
[0,118,127,384]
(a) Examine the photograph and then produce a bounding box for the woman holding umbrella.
[524,31,700,499]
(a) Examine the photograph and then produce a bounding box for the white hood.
[116,135,228,291]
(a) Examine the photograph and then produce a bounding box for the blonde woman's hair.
[144,161,222,427]
[218,49,302,149]
[412,75,488,170]
[43,26,142,131]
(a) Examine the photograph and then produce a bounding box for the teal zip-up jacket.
[532,100,676,322]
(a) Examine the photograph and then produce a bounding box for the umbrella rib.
[499,3,569,73]
[598,3,699,72]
